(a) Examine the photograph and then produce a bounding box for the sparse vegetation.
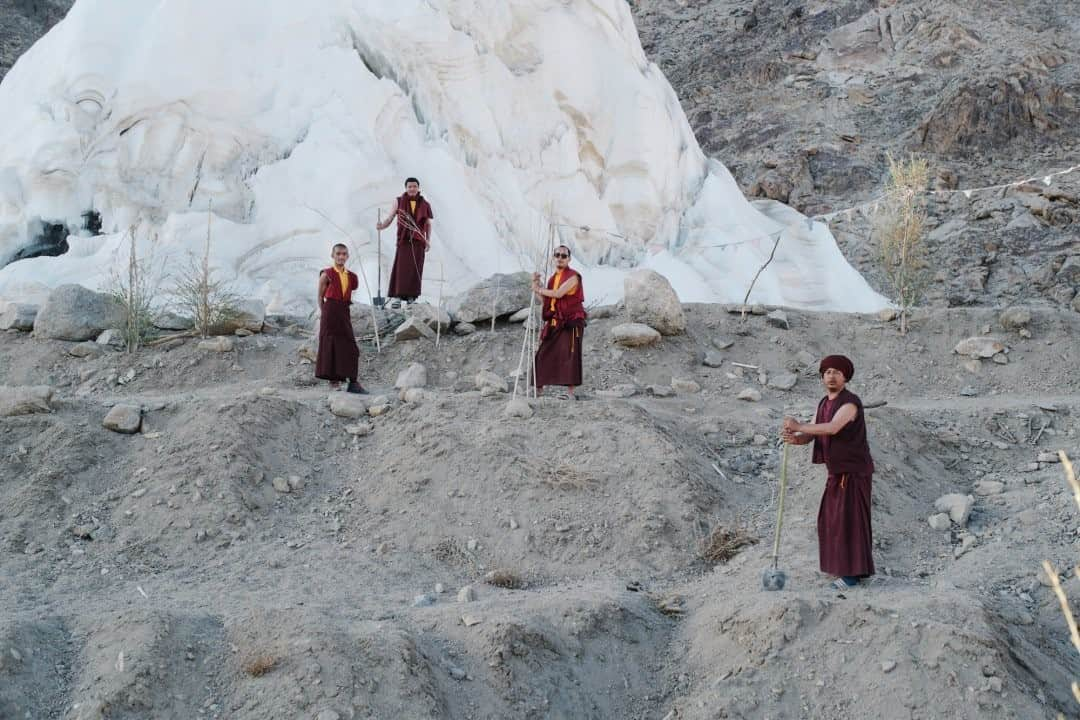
[170,204,241,338]
[242,654,278,677]
[701,524,758,565]
[874,153,931,335]
[107,224,162,353]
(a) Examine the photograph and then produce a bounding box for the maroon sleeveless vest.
[543,268,586,326]
[396,193,433,245]
[812,388,875,475]
[322,267,358,303]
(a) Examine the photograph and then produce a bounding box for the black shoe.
[347,381,368,395]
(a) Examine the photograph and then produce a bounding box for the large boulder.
[102,405,142,434]
[394,317,435,341]
[610,323,661,348]
[0,386,54,416]
[395,362,428,390]
[623,270,686,335]
[0,302,38,331]
[211,298,265,335]
[953,337,1007,359]
[449,272,533,324]
[33,284,124,341]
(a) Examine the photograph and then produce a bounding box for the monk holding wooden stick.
[532,245,586,399]
[376,177,433,308]
[781,355,874,590]
[316,244,366,394]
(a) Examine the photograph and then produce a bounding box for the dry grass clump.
[702,525,758,565]
[1043,451,1080,716]
[875,153,931,335]
[485,568,524,589]
[242,654,278,677]
[519,457,599,491]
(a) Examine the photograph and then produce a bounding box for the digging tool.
[374,209,385,308]
[762,442,790,591]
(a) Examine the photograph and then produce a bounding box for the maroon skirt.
[388,241,425,300]
[315,299,359,382]
[535,323,583,389]
[817,472,875,578]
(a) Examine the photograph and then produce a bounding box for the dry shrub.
[520,458,599,491]
[702,525,758,565]
[242,654,278,677]
[170,202,242,338]
[1043,451,1080,717]
[484,568,523,589]
[108,224,163,352]
[874,153,931,335]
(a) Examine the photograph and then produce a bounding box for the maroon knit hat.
[819,355,854,381]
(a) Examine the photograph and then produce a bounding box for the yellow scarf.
[333,266,349,297]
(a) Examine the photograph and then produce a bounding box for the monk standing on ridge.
[376,177,433,308]
[532,245,586,399]
[316,243,366,394]
[781,355,874,591]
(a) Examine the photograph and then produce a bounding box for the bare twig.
[740,231,782,320]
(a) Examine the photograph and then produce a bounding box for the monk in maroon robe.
[315,244,366,394]
[782,354,874,590]
[376,177,433,306]
[532,245,586,398]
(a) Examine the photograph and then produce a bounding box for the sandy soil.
[1,304,1079,719]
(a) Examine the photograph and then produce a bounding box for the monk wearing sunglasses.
[531,245,586,399]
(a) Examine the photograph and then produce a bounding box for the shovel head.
[762,567,787,591]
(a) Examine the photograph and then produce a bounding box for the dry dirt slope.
[1,303,1079,719]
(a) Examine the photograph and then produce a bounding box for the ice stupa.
[0,0,887,313]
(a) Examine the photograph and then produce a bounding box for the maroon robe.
[535,268,586,390]
[812,388,875,578]
[387,193,433,300]
[316,267,360,382]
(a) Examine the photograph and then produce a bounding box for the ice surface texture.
[0,0,886,313]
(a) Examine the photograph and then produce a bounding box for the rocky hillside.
[632,0,1080,310]
[0,0,68,81]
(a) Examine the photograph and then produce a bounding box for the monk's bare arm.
[423,219,432,249]
[317,272,330,310]
[376,201,398,231]
[790,404,858,437]
[534,275,579,299]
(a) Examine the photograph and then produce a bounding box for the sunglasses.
[553,252,570,259]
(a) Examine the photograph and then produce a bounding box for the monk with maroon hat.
[376,177,434,307]
[532,245,586,399]
[782,354,875,590]
[315,243,366,394]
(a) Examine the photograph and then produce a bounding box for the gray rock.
[647,384,675,398]
[702,350,724,368]
[406,302,452,331]
[504,397,534,419]
[1057,255,1080,286]
[928,513,952,530]
[713,337,735,350]
[934,493,974,527]
[197,336,235,352]
[475,369,508,393]
[610,323,661,347]
[272,477,291,493]
[974,480,1005,496]
[624,270,686,335]
[345,422,374,436]
[765,309,789,329]
[1072,295,1080,314]
[153,311,195,331]
[394,317,435,341]
[767,372,798,391]
[1037,451,1061,463]
[394,362,428,390]
[33,284,124,341]
[316,711,342,720]
[953,337,1007,359]
[413,594,437,608]
[0,302,38,331]
[96,329,125,348]
[0,386,54,416]
[737,388,762,402]
[449,272,533,323]
[401,388,434,404]
[589,304,617,319]
[508,306,533,323]
[878,308,898,322]
[212,298,265,334]
[671,378,701,394]
[69,341,105,358]
[453,322,477,335]
[795,350,817,369]
[329,395,368,419]
[999,307,1032,330]
[102,405,142,434]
